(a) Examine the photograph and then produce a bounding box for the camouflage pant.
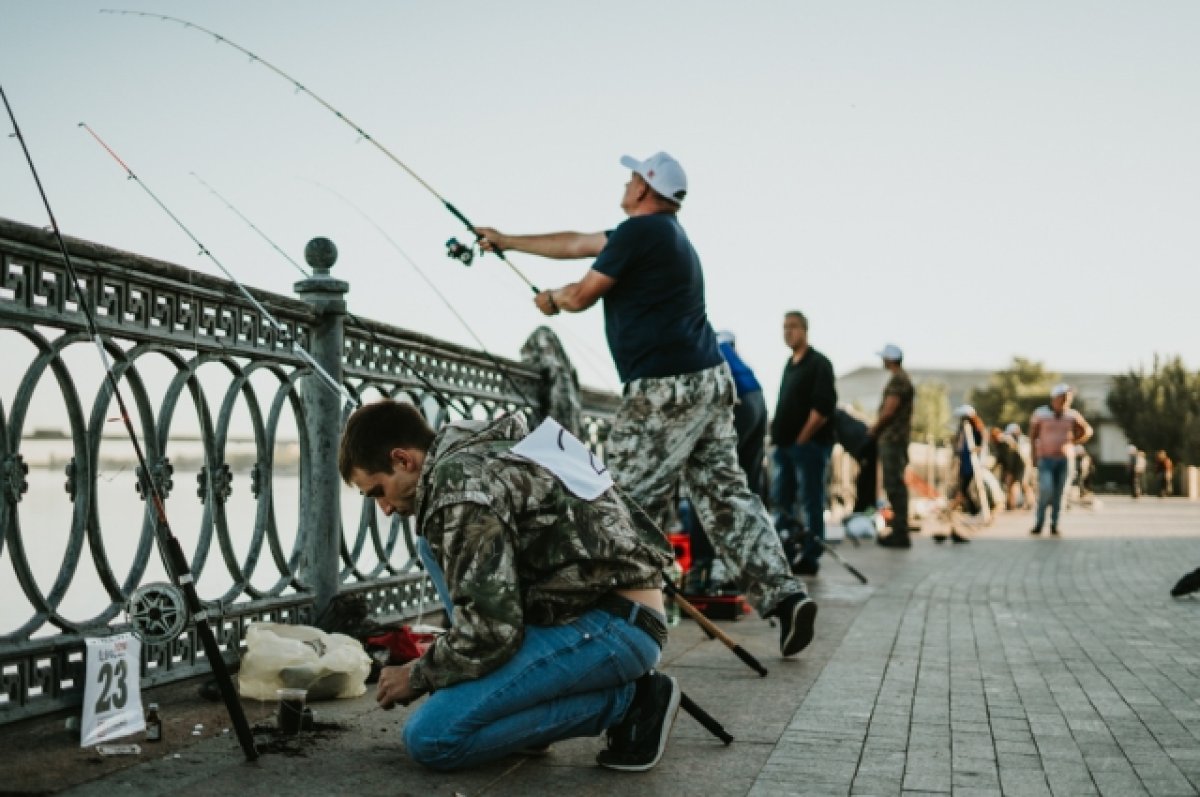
[604,364,804,615]
[878,440,909,535]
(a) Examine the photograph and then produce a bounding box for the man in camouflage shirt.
[869,345,915,548]
[476,151,816,659]
[339,400,681,772]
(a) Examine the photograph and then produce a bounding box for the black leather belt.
[594,593,668,649]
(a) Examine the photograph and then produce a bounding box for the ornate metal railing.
[0,217,617,723]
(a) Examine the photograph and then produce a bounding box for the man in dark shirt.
[771,311,837,575]
[867,344,915,548]
[475,152,816,658]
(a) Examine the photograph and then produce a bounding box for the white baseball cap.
[715,329,735,345]
[620,152,688,205]
[876,343,903,362]
[1051,382,1072,398]
[953,404,976,418]
[1005,422,1021,436]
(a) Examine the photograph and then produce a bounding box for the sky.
[2,0,1199,411]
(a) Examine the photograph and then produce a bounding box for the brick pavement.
[752,497,1200,797]
[9,496,1198,796]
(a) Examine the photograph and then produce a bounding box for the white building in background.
[836,367,1128,468]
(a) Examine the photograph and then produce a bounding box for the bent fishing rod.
[1,84,259,762]
[102,8,540,295]
[191,172,484,417]
[79,122,356,412]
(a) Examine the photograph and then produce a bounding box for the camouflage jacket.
[406,414,673,695]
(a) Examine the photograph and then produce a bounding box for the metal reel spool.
[127,581,190,645]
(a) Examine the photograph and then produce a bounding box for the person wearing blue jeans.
[1033,456,1071,533]
[769,311,837,575]
[1029,384,1092,535]
[772,441,833,568]
[340,401,681,772]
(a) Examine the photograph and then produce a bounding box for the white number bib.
[511,418,614,500]
[80,632,145,747]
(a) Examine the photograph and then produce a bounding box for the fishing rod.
[1,84,259,762]
[101,8,541,294]
[79,122,356,412]
[309,179,619,394]
[191,172,479,417]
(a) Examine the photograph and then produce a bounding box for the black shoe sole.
[781,598,818,657]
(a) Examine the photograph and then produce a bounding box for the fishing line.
[101,8,540,293]
[1,82,259,762]
[79,122,356,411]
[191,172,478,417]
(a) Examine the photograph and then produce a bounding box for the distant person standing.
[771,311,837,575]
[1129,447,1146,498]
[1005,422,1032,509]
[1155,450,1174,497]
[868,344,915,549]
[1029,383,1093,535]
[715,329,767,496]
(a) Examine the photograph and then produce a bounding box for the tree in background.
[912,381,951,444]
[968,357,1063,430]
[1107,355,1200,466]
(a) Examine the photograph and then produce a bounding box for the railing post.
[295,237,348,616]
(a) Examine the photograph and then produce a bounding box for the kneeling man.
[338,400,679,771]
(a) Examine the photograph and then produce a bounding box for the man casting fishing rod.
[476,152,817,658]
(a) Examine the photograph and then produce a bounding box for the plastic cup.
[276,688,308,735]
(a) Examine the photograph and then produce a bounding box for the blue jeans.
[1035,456,1070,529]
[407,537,661,770]
[772,442,833,564]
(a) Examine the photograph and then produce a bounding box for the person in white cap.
[475,153,816,659]
[1028,384,1092,535]
[867,344,915,549]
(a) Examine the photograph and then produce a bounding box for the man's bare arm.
[1074,416,1094,445]
[547,270,614,313]
[869,395,901,437]
[476,227,607,260]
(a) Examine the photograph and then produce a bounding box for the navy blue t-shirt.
[591,214,721,383]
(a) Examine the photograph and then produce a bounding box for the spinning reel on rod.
[126,581,190,645]
[444,236,475,266]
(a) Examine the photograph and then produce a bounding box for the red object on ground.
[365,627,437,665]
[668,532,692,575]
[679,593,752,621]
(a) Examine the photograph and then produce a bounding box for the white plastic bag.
[238,622,372,701]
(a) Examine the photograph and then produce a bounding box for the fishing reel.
[126,581,189,645]
[445,237,475,267]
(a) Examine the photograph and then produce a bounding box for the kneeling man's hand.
[377,662,419,710]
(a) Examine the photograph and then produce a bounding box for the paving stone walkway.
[6,496,1199,796]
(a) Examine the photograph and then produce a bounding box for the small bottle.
[145,703,162,742]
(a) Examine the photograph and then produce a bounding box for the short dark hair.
[784,310,808,330]
[338,399,436,483]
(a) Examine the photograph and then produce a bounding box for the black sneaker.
[877,533,911,549]
[950,530,970,544]
[1050,525,1060,536]
[1171,568,1200,597]
[1030,526,1043,535]
[596,671,680,772]
[792,558,820,576]
[770,592,818,657]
